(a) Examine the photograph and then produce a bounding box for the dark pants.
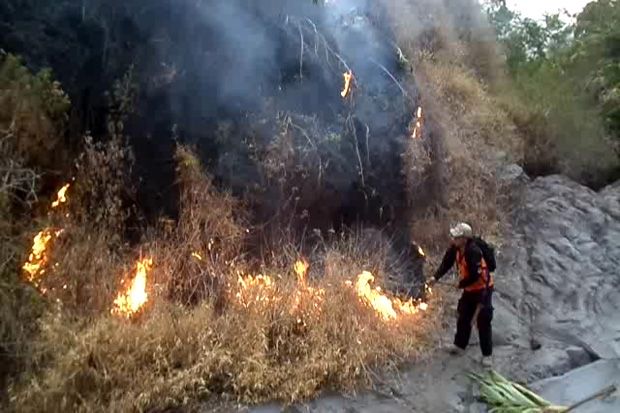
[454,289,493,356]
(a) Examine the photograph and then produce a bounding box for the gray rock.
[498,164,529,185]
[531,359,620,413]
[523,347,572,382]
[497,164,530,212]
[566,346,593,369]
[491,297,522,346]
[517,176,620,359]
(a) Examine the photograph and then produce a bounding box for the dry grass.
[6,145,441,412]
[26,135,133,315]
[10,274,438,412]
[400,57,509,248]
[378,0,522,251]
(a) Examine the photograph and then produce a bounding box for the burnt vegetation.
[2,0,617,411]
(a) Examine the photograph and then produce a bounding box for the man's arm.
[434,246,456,281]
[458,243,482,289]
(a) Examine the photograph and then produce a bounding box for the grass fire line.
[109,257,432,323]
[25,184,433,324]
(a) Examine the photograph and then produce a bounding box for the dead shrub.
[155,144,248,305]
[378,0,521,253]
[407,57,511,243]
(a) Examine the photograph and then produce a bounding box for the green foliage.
[485,0,620,185]
[572,0,620,138]
[0,261,45,393]
[470,370,568,412]
[0,53,70,400]
[513,60,616,184]
[485,2,573,72]
[0,53,70,171]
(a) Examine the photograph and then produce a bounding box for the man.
[428,223,494,367]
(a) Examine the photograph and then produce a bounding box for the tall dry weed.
[155,145,248,305]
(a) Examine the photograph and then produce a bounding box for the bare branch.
[370,58,409,99]
[298,22,304,80]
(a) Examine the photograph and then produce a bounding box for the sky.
[507,0,591,19]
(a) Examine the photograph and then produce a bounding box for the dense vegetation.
[485,0,620,186]
[1,0,618,411]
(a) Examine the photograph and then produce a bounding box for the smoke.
[1,0,497,242]
[139,0,407,121]
[119,0,418,232]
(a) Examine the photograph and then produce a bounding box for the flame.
[236,274,274,307]
[238,274,273,290]
[351,271,428,321]
[294,259,309,283]
[417,245,426,257]
[112,258,153,318]
[22,182,72,288]
[341,70,354,98]
[51,183,70,208]
[353,271,398,320]
[290,260,325,316]
[411,106,424,139]
[22,229,63,286]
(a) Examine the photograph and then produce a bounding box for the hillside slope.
[239,166,620,412]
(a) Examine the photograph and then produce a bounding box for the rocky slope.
[229,167,620,412]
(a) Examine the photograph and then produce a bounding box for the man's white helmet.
[450,222,473,239]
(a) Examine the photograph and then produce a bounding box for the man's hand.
[427,277,460,290]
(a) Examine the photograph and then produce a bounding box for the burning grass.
[9,259,438,412]
[6,145,440,412]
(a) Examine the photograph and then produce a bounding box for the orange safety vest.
[456,249,494,292]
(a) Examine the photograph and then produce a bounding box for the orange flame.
[112,258,153,318]
[236,274,274,307]
[51,183,70,208]
[341,70,354,98]
[238,274,273,290]
[22,182,72,288]
[22,228,63,286]
[290,260,325,316]
[411,106,424,139]
[294,259,309,283]
[350,271,428,321]
[353,271,398,320]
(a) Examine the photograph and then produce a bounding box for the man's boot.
[445,344,465,355]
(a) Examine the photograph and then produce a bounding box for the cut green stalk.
[469,371,568,413]
[471,371,617,413]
